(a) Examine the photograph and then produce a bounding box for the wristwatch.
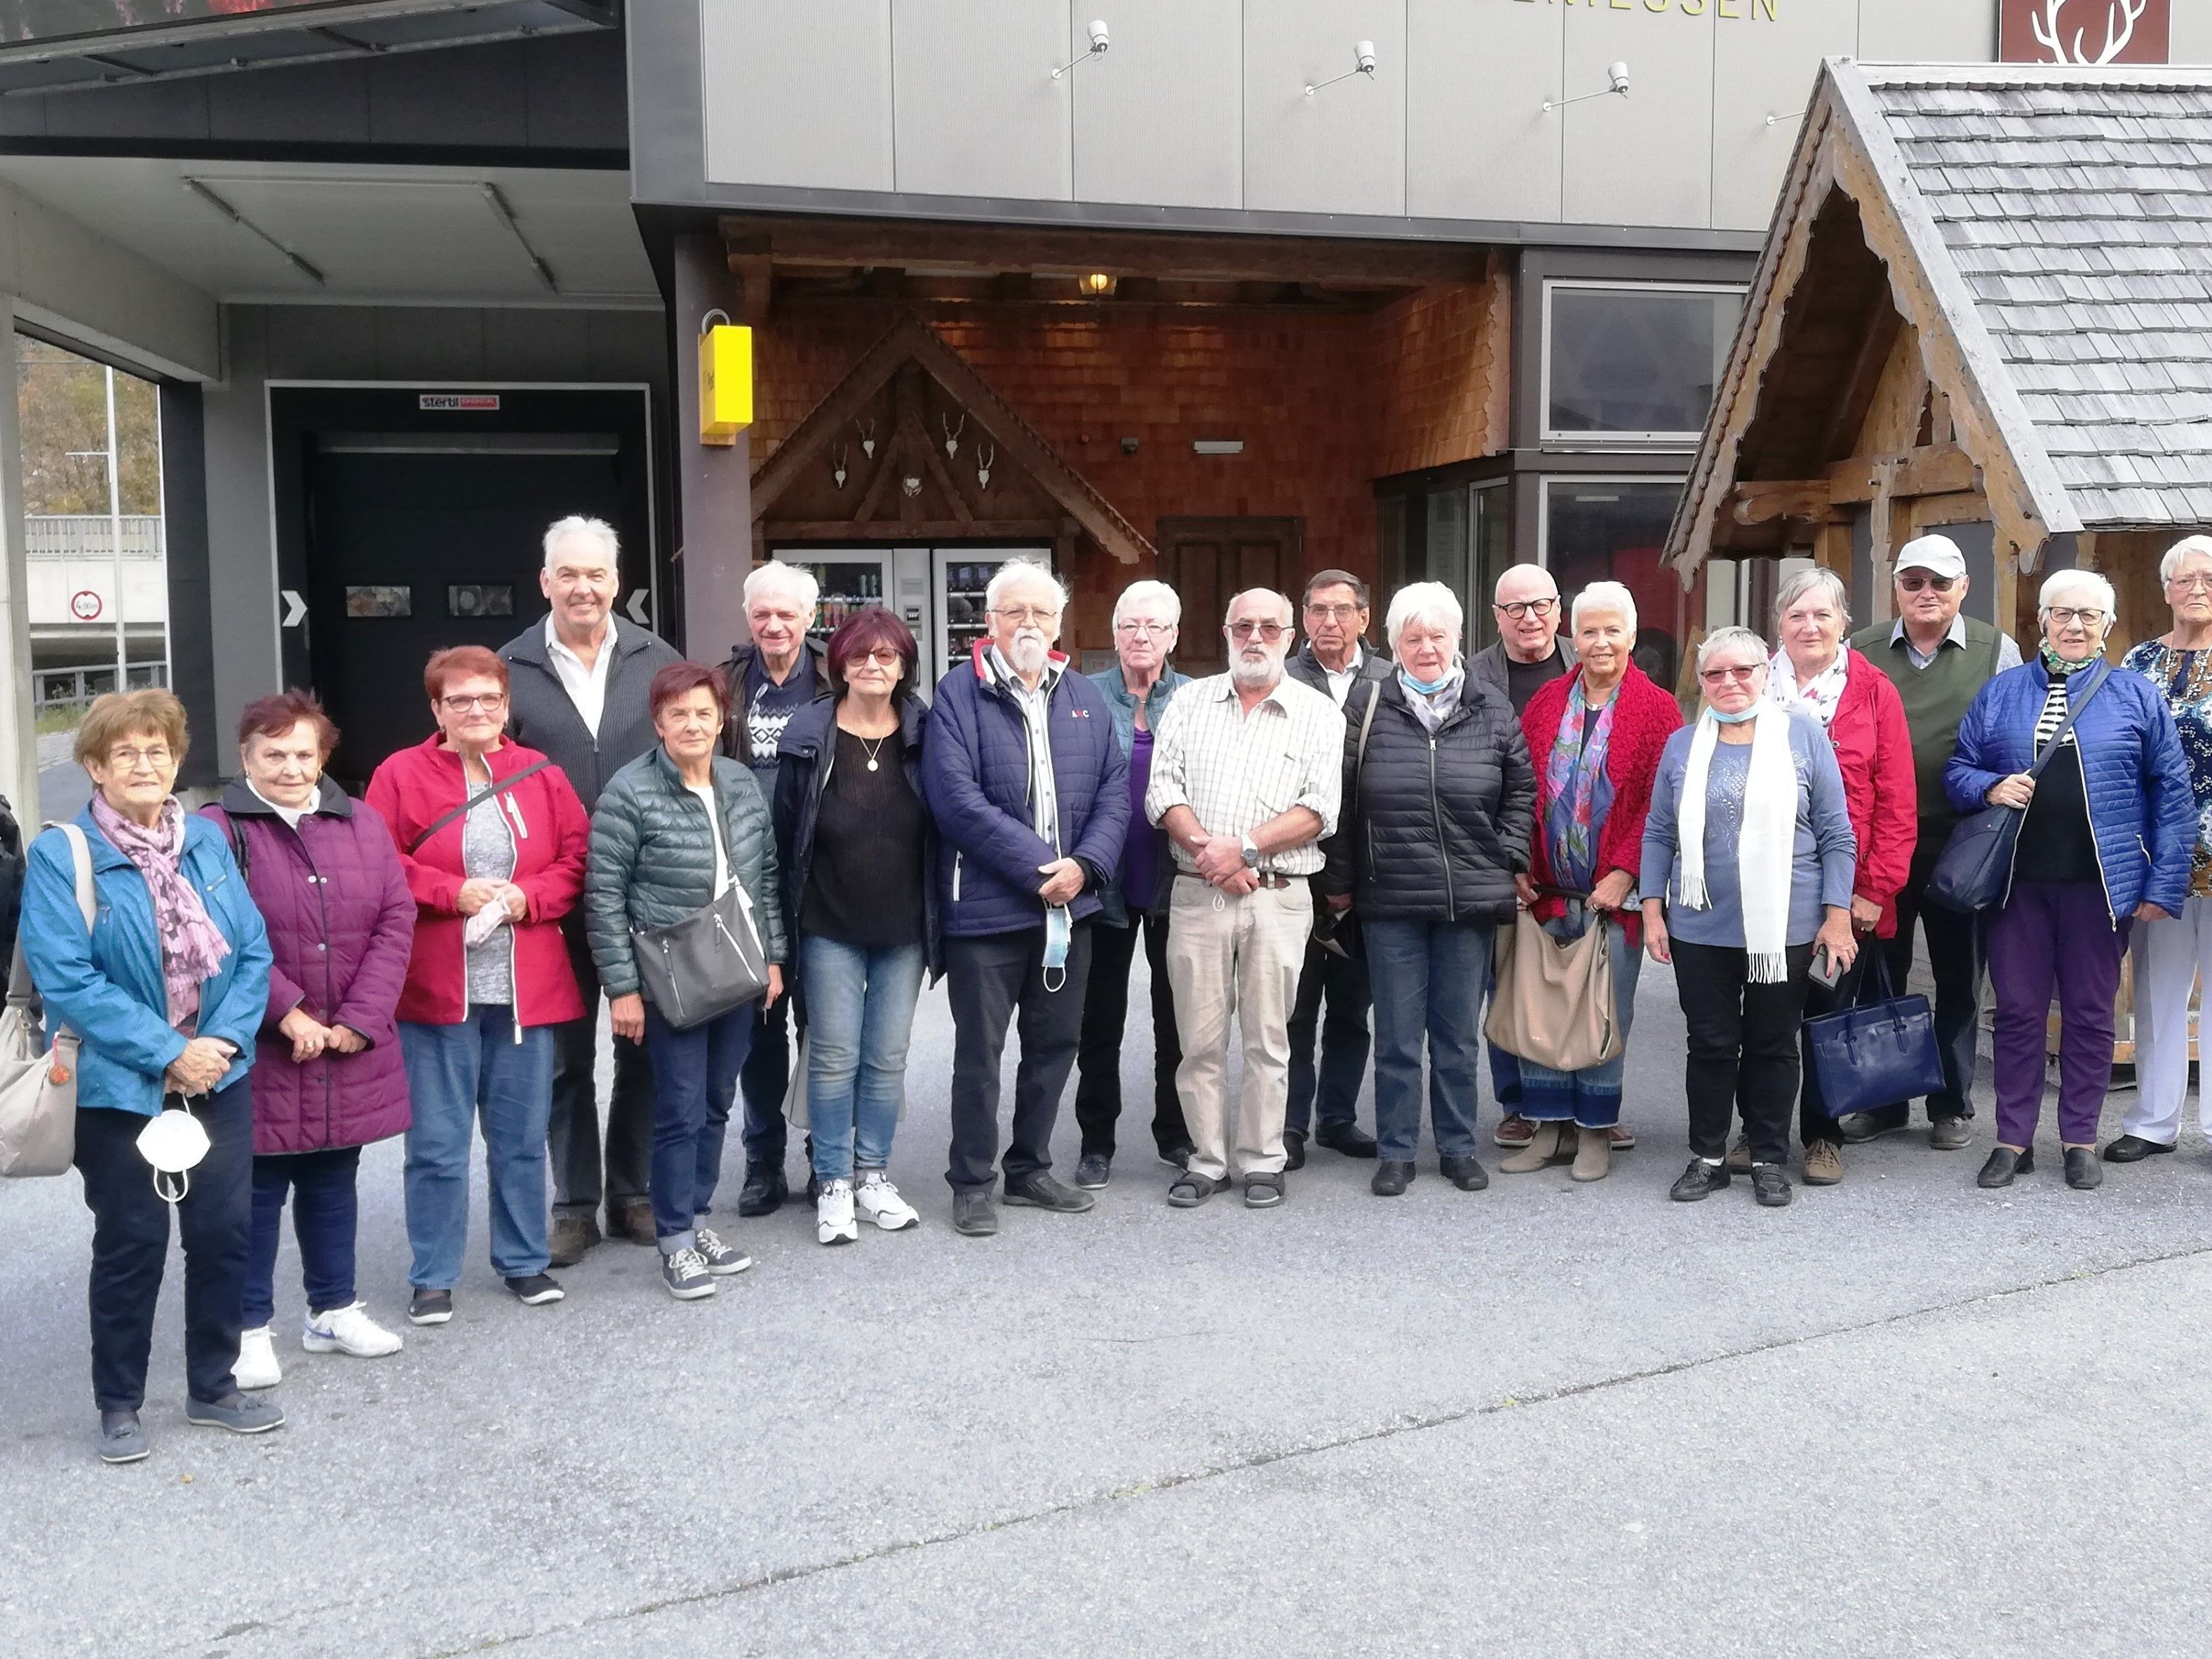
[1240,834,1260,869]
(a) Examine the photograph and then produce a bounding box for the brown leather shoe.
[1724,1134,1753,1174]
[1493,1114,1536,1149]
[547,1213,600,1268]
[1803,1140,1845,1185]
[609,1197,656,1245]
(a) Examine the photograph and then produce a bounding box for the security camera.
[1088,18,1109,53]
[1608,60,1630,95]
[1356,39,1377,74]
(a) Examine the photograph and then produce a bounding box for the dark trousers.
[642,1002,754,1242]
[548,917,656,1217]
[1286,937,1370,1137]
[1673,940,1815,1165]
[945,923,1093,1192]
[1798,949,1873,1149]
[1073,907,1189,1159]
[1988,880,2130,1148]
[75,1079,253,1412]
[738,990,795,1173]
[1870,844,1984,1124]
[243,1144,363,1327]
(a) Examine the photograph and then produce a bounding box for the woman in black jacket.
[774,609,940,1248]
[1323,582,1537,1197]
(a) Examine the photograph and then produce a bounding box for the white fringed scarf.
[1676,702,1795,983]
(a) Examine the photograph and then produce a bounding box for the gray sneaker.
[660,1247,717,1300]
[952,1189,999,1236]
[186,1394,285,1435]
[692,1227,753,1275]
[1072,1153,1112,1190]
[1837,1111,1906,1144]
[97,1410,149,1464]
[1930,1117,1972,1151]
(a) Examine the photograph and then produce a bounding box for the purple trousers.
[1987,880,2131,1148]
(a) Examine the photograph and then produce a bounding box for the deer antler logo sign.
[2000,0,2169,65]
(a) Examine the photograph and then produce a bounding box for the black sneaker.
[1751,1163,1793,1207]
[1072,1153,1112,1190]
[1315,1123,1380,1159]
[407,1287,453,1326]
[1439,1154,1490,1192]
[1283,1130,1307,1171]
[737,1167,788,1218]
[952,1189,998,1236]
[1157,1144,1195,1170]
[1669,1158,1731,1202]
[504,1273,565,1306]
[1002,1172,1095,1213]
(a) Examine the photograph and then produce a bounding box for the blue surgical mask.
[1400,668,1452,698]
[1041,902,1073,991]
[1711,706,1760,726]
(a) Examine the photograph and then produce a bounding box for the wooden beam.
[763,519,1068,541]
[1910,492,1988,529]
[718,212,1483,288]
[751,319,922,520]
[1728,480,1833,526]
[731,253,773,328]
[1815,519,1854,588]
[1818,304,1906,460]
[1723,444,1980,525]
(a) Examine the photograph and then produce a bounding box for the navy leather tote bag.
[1805,954,1946,1120]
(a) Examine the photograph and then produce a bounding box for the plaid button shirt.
[1145,672,1345,875]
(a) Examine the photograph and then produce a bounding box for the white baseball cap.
[1894,534,1967,580]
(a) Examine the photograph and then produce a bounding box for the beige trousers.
[1166,876,1314,1181]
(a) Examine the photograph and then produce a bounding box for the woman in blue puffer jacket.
[1946,569,2193,1193]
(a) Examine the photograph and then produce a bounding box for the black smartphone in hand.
[1809,944,1843,989]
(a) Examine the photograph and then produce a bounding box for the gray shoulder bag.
[630,795,771,1029]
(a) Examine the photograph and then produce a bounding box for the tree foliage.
[15,337,163,516]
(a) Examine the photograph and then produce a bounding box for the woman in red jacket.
[1754,567,1916,1186]
[365,646,590,1325]
[1499,581,1682,1182]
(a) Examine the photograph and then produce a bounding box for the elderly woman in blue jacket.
[1947,570,2193,1193]
[20,691,274,1464]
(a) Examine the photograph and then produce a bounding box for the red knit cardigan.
[1827,647,1918,939]
[1520,663,1683,948]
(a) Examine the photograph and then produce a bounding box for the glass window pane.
[1470,482,1510,651]
[1424,488,1469,613]
[1547,285,1744,440]
[1544,478,1703,695]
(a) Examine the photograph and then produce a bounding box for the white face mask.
[137,1104,210,1203]
[1041,902,1072,992]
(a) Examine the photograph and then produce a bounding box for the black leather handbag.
[1927,661,2110,914]
[631,882,771,1031]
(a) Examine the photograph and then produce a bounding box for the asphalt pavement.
[6,947,2211,1658]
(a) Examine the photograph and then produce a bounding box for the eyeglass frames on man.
[1495,597,1558,620]
[1897,574,1956,593]
[1227,621,1291,642]
[989,605,1060,625]
[1114,618,1176,637]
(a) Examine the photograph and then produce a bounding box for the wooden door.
[1156,517,1304,677]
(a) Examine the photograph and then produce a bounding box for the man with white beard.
[1147,589,1346,1210]
[922,559,1131,1237]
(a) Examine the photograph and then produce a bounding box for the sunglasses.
[1699,665,1762,686]
[1897,574,1956,593]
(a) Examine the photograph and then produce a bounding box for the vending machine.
[780,546,1053,691]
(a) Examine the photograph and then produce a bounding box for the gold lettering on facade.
[1718,0,1741,15]
[1520,0,1775,13]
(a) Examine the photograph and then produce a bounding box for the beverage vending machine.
[779,546,1053,692]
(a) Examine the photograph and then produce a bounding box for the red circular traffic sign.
[69,590,102,621]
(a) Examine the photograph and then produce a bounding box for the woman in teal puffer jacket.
[586,662,786,1301]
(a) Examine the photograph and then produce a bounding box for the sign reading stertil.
[1513,0,1783,15]
[2000,0,2170,64]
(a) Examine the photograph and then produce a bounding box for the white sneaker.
[816,1179,859,1245]
[855,1172,920,1231]
[302,1301,405,1358]
[235,1325,281,1390]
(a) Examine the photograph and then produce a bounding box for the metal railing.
[25,515,163,559]
[34,662,168,711]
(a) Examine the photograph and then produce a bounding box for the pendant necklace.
[858,731,890,772]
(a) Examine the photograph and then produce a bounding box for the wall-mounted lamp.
[1543,61,1629,114]
[1079,272,1117,297]
[1053,19,1109,79]
[1306,41,1376,96]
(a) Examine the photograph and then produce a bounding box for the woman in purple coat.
[202,692,417,1388]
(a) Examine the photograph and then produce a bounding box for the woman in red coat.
[365,646,590,1326]
[1756,566,1917,1186]
[1499,581,1682,1182]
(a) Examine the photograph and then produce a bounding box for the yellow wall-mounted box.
[699,323,753,445]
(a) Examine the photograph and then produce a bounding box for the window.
[1541,478,1701,693]
[1543,282,1746,445]
[1469,482,1510,651]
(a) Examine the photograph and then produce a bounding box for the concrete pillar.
[670,233,753,660]
[0,297,42,819]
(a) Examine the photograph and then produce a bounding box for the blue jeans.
[1514,915,1642,1130]
[803,935,927,1181]
[1363,919,1492,1161]
[400,1008,555,1289]
[642,1001,754,1250]
[243,1146,363,1326]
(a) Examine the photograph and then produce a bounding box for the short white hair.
[744,560,820,615]
[2161,535,2212,583]
[1774,566,1851,632]
[1386,581,1464,646]
[2038,569,2116,618]
[1697,625,1769,670]
[543,515,619,574]
[1112,579,1181,629]
[985,557,1068,614]
[1571,580,1638,637]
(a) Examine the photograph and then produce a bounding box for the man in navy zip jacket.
[922,559,1130,1237]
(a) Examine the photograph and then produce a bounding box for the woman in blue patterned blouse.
[2110,536,2212,1166]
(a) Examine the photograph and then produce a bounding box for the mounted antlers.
[2031,0,2149,65]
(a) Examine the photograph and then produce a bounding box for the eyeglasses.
[1897,574,1956,593]
[1228,621,1291,642]
[844,648,905,668]
[1304,602,1363,621]
[1699,665,1762,686]
[440,693,507,713]
[106,746,173,771]
[990,606,1060,626]
[1495,598,1558,620]
[2046,607,2107,628]
[2170,573,2212,592]
[1115,619,1175,637]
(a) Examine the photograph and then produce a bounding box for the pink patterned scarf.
[90,794,230,1027]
